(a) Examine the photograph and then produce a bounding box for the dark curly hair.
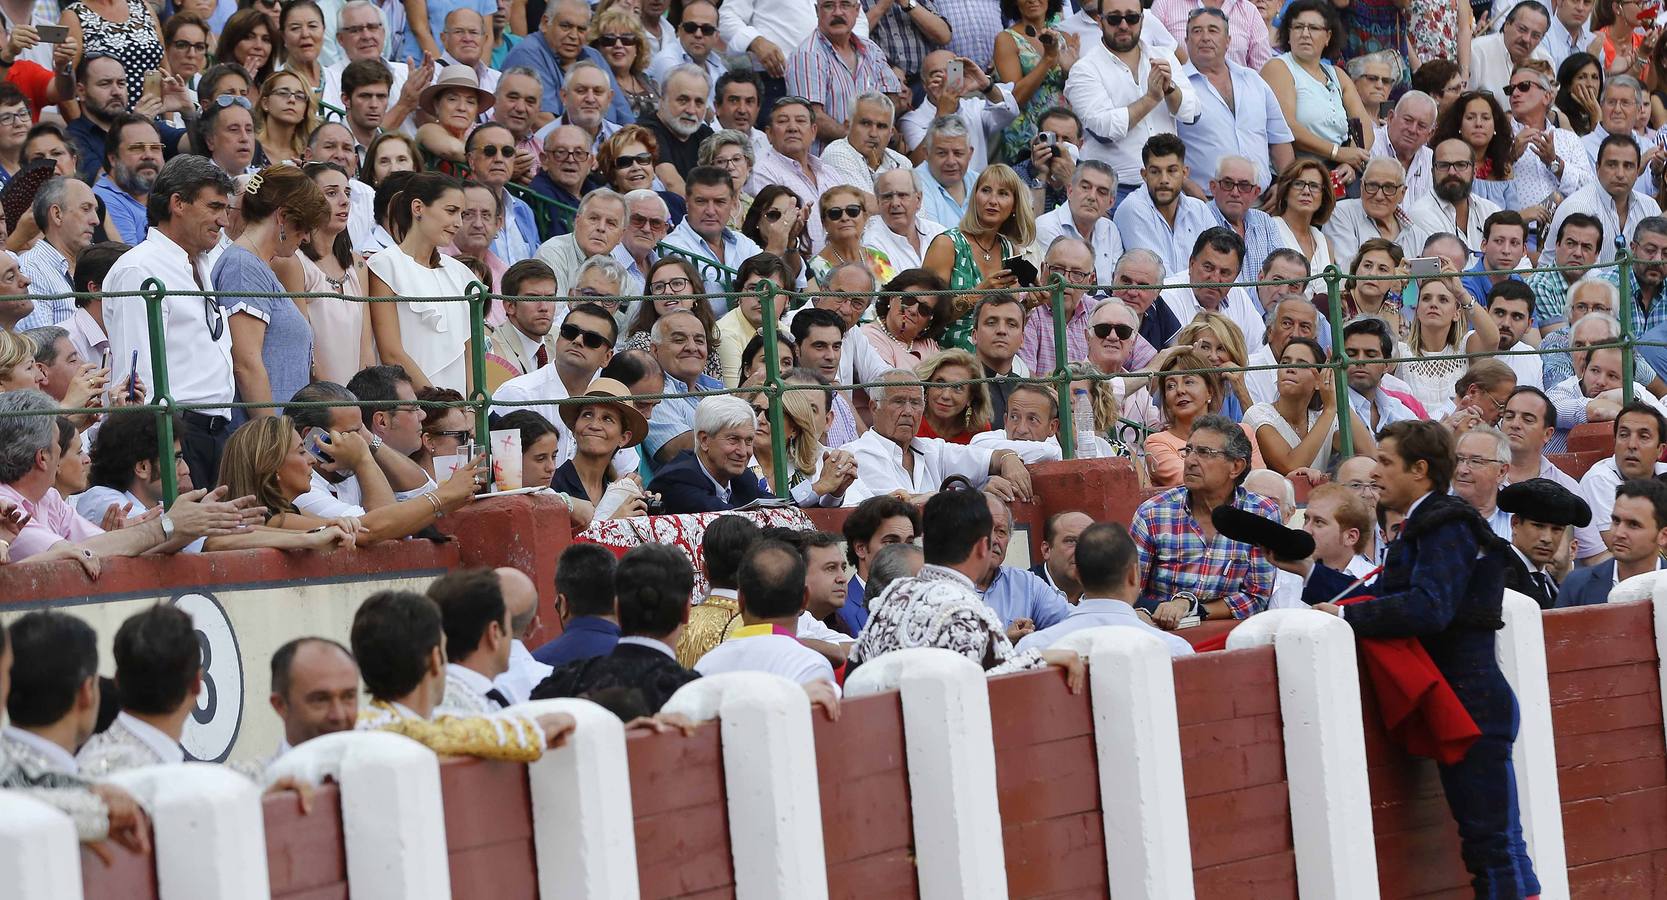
[1431,89,1514,181]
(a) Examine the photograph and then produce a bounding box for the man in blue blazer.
[650,395,774,514]
[1557,479,1667,607]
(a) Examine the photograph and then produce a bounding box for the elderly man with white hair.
[1112,248,1181,350]
[1371,90,1437,201]
[1084,298,1152,395]
[536,189,629,289]
[1205,155,1283,281]
[650,395,774,513]
[1541,278,1661,389]
[612,189,670,295]
[1033,160,1125,286]
[1546,315,1667,452]
[1452,425,1516,540]
[1244,295,1320,405]
[820,92,911,192]
[1324,157,1422,267]
[863,168,948,270]
[912,113,981,229]
[842,369,1036,505]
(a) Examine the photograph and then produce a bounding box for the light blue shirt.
[659,218,763,314]
[16,239,74,331]
[1015,597,1195,657]
[400,0,494,60]
[646,369,724,459]
[1348,387,1418,433]
[93,175,147,246]
[611,243,653,296]
[1112,187,1216,275]
[1178,60,1294,191]
[980,566,1071,630]
[916,161,975,232]
[502,37,609,117]
[491,191,539,265]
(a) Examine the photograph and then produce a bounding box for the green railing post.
[757,281,789,497]
[140,278,179,505]
[1618,239,1636,404]
[1325,266,1354,461]
[466,281,492,448]
[1048,275,1076,460]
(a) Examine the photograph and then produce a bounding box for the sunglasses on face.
[616,152,654,168]
[476,143,516,158]
[897,296,933,314]
[1101,11,1141,25]
[595,32,638,47]
[1503,80,1543,95]
[560,322,611,349]
[214,93,253,109]
[426,429,472,442]
[1092,322,1133,340]
[823,204,863,221]
[680,21,717,35]
[764,206,795,221]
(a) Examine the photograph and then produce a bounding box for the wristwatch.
[901,0,916,9]
[160,513,176,541]
[367,434,384,453]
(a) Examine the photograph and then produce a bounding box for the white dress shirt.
[1032,205,1125,285]
[347,178,376,251]
[717,0,867,63]
[694,630,839,690]
[1509,118,1594,210]
[1546,181,1662,264]
[1466,33,1552,101]
[1543,16,1595,68]
[1323,198,1425,269]
[1157,270,1266,348]
[494,365,595,465]
[841,429,997,505]
[1064,37,1199,184]
[1406,191,1505,251]
[899,88,1020,179]
[104,228,235,417]
[1371,123,1434,202]
[1574,456,1667,559]
[862,215,947,271]
[1496,340,1544,390]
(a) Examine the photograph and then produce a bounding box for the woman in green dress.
[993,0,1076,163]
[921,163,1037,351]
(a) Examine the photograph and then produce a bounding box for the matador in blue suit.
[1303,421,1539,899]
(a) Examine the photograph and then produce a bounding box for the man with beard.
[491,67,544,181]
[1486,282,1543,390]
[528,124,596,236]
[1033,160,1124,285]
[820,93,910,194]
[1206,155,1283,281]
[503,0,608,120]
[66,55,130,183]
[1549,133,1660,263]
[1113,134,1213,274]
[92,114,162,246]
[648,0,725,105]
[465,123,538,263]
[1158,226,1264,346]
[1496,479,1585,609]
[786,0,902,144]
[1408,138,1505,250]
[641,64,714,186]
[659,165,760,301]
[862,168,947,270]
[1369,91,1437,202]
[1570,400,1667,565]
[545,60,619,153]
[746,96,841,248]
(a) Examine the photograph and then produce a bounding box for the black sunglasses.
[764,207,789,221]
[1101,11,1141,25]
[477,143,516,158]
[426,429,472,442]
[897,295,933,314]
[560,322,611,350]
[823,204,863,221]
[1091,322,1133,341]
[594,32,638,46]
[615,152,654,168]
[680,21,717,35]
[204,297,224,341]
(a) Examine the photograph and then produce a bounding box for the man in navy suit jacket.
[533,545,622,667]
[1557,479,1667,608]
[651,395,774,515]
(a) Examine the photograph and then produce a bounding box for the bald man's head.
[495,567,540,637]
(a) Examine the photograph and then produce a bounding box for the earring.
[279,225,287,242]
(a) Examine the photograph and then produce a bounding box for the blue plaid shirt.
[1598,267,1667,336]
[1131,484,1279,619]
[1210,204,1281,284]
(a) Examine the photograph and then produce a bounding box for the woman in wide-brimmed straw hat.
[416,64,496,171]
[552,378,651,504]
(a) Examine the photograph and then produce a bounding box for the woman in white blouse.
[1262,159,1338,277]
[367,172,477,392]
[1242,337,1374,477]
[1395,273,1500,410]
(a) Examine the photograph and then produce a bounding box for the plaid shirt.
[1211,204,1282,284]
[862,0,946,83]
[935,0,1003,68]
[1598,266,1667,336]
[785,31,904,134]
[1019,296,1098,375]
[1131,485,1279,619]
[1526,268,1576,328]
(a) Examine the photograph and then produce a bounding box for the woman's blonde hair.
[0,330,37,384]
[590,7,652,75]
[256,69,319,162]
[917,347,993,432]
[1154,350,1223,424]
[959,163,1036,248]
[1067,361,1121,433]
[1408,275,1466,354]
[779,388,824,477]
[1175,311,1249,366]
[218,415,300,520]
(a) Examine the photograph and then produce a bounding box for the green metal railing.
[6,248,1642,507]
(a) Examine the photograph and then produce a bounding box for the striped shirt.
[785,31,903,135]
[1131,485,1279,619]
[935,0,1003,68]
[862,0,945,81]
[16,241,74,330]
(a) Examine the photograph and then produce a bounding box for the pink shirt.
[0,483,103,561]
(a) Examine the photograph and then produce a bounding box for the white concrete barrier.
[1496,589,1569,900]
[106,763,269,900]
[0,791,84,900]
[512,698,640,900]
[1228,609,1379,900]
[844,647,1006,900]
[1054,627,1195,900]
[265,730,450,900]
[662,672,829,900]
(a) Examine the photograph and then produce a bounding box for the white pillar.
[844,647,1007,900]
[0,792,84,900]
[1228,609,1379,900]
[1652,575,1667,741]
[511,698,639,900]
[1496,590,1569,900]
[264,730,451,900]
[662,672,829,900]
[105,763,270,900]
[1052,627,1195,900]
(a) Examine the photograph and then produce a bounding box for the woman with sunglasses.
[1262,0,1373,188]
[275,0,333,106]
[622,257,725,380]
[59,0,165,109]
[859,268,948,369]
[1243,336,1374,477]
[740,184,808,286]
[1143,349,1265,487]
[747,389,859,507]
[215,8,275,86]
[367,172,478,392]
[809,184,895,288]
[214,164,329,427]
[197,63,253,114]
[413,387,469,479]
[300,161,374,383]
[255,69,317,165]
[915,347,994,443]
[599,125,688,225]
[591,6,656,122]
[1261,159,1339,281]
[922,163,1036,351]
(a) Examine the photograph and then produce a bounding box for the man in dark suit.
[1558,479,1667,608]
[532,544,620,667]
[1302,421,1539,897]
[1498,479,1590,610]
[1031,511,1094,604]
[531,544,700,717]
[651,395,774,514]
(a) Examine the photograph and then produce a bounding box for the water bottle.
[1072,387,1099,459]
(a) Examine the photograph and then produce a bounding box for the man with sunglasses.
[1465,0,1551,100]
[659,165,761,305]
[494,301,620,464]
[1407,138,1504,251]
[1084,299,1148,386]
[648,0,728,107]
[466,123,538,263]
[1503,64,1590,218]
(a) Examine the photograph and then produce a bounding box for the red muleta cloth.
[1338,594,1481,765]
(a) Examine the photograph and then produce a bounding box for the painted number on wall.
[172,593,244,762]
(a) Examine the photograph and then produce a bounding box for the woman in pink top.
[857,268,948,370]
[1144,350,1265,487]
